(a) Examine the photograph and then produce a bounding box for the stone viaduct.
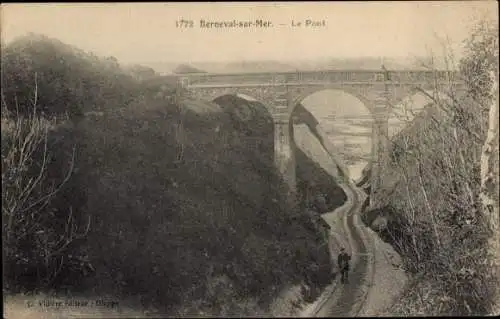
[171,67,464,205]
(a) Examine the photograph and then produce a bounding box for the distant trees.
[173,63,207,74]
[125,64,158,81]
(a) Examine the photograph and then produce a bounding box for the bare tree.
[2,78,90,289]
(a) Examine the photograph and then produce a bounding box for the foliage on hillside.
[2,35,344,316]
[1,33,143,119]
[363,19,499,316]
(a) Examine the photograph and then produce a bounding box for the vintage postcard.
[1,2,499,318]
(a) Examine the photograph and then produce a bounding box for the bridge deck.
[171,68,459,77]
[188,81,457,88]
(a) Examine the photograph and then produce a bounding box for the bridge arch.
[182,70,464,201]
[290,86,376,117]
[290,88,375,181]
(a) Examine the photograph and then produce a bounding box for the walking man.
[338,247,351,283]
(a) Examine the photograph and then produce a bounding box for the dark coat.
[338,252,351,270]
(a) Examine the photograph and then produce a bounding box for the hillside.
[1,34,348,317]
[78,94,349,315]
[294,124,347,211]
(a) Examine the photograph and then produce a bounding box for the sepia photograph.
[1,2,499,318]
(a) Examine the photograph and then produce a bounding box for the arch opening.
[291,89,374,182]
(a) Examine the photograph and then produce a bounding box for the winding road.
[311,183,374,317]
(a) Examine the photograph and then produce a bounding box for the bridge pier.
[369,94,390,208]
[273,115,296,195]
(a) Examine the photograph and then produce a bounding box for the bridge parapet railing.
[189,73,280,85]
[296,71,387,83]
[182,69,463,87]
[387,70,459,83]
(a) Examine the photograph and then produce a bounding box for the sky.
[1,2,497,64]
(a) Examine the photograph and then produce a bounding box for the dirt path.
[313,185,372,317]
[301,182,407,318]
